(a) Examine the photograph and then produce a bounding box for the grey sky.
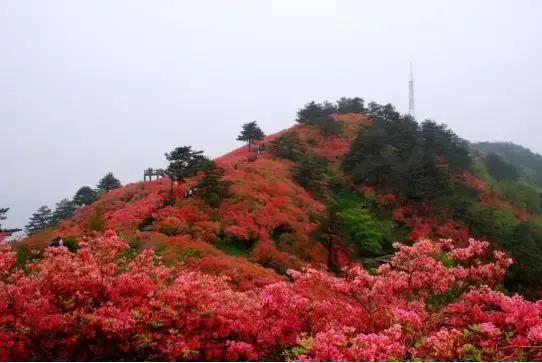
[1,0,541,229]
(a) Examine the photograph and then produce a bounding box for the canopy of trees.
[237,121,265,150]
[337,96,366,113]
[343,103,471,202]
[73,186,98,206]
[51,198,78,225]
[473,141,542,186]
[25,205,53,234]
[269,132,306,161]
[97,172,122,192]
[165,146,210,183]
[195,162,231,207]
[484,153,520,181]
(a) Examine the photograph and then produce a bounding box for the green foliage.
[343,104,471,203]
[165,146,210,184]
[315,118,344,138]
[51,198,78,225]
[292,153,330,199]
[25,205,53,235]
[472,141,542,187]
[121,235,142,262]
[88,208,105,232]
[215,239,251,257]
[484,153,520,181]
[495,181,542,214]
[333,187,393,256]
[153,244,167,255]
[63,236,79,252]
[337,97,366,113]
[175,247,202,262]
[338,208,385,255]
[296,101,337,124]
[73,186,98,206]
[195,162,231,208]
[270,132,306,161]
[458,201,542,295]
[463,203,519,243]
[14,244,41,271]
[15,244,31,270]
[295,100,347,137]
[503,220,542,295]
[470,158,493,181]
[462,343,483,362]
[137,214,155,231]
[333,187,377,210]
[367,101,402,121]
[237,121,265,150]
[97,172,122,192]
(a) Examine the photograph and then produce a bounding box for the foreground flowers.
[0,232,540,361]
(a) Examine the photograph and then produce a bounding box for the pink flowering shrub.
[0,232,540,361]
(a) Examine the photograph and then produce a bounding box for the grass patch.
[215,239,251,257]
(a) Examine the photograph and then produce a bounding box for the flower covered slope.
[2,233,541,361]
[4,113,542,361]
[24,113,369,270]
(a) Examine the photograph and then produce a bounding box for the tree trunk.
[169,178,175,203]
[327,227,333,269]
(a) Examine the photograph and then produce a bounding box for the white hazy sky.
[1,0,541,228]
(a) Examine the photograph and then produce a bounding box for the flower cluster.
[1,233,539,361]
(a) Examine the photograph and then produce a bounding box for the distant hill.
[472,141,542,186]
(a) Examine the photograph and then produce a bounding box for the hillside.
[3,99,542,361]
[472,141,542,187]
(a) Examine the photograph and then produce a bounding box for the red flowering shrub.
[189,255,283,291]
[2,232,540,361]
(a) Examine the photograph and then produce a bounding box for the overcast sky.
[1,0,541,229]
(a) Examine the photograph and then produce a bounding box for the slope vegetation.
[4,99,542,360]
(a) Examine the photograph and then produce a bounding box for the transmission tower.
[408,63,415,117]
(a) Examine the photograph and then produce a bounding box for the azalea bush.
[1,231,541,361]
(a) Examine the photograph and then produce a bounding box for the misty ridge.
[1,1,542,362]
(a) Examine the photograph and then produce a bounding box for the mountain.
[4,99,542,361]
[472,141,542,186]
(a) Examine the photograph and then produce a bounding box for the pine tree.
[51,198,78,225]
[25,205,53,234]
[195,162,231,207]
[316,204,340,269]
[165,146,209,184]
[269,132,306,161]
[237,121,265,151]
[73,186,98,206]
[296,100,337,124]
[293,153,330,200]
[337,97,366,113]
[0,208,7,227]
[0,208,21,236]
[97,173,122,192]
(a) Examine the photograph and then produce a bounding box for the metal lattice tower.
[408,63,415,117]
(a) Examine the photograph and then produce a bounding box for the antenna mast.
[409,63,415,117]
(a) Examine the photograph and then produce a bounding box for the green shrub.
[338,208,385,255]
[63,236,79,252]
[89,208,105,232]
